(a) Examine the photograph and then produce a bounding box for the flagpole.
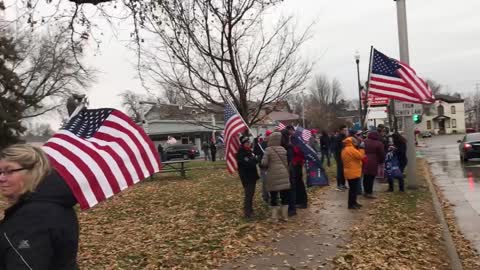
[396,0,417,190]
[364,46,374,129]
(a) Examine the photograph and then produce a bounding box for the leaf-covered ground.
[77,160,278,269]
[333,159,451,270]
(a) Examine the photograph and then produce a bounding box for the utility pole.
[395,0,417,189]
[476,83,480,131]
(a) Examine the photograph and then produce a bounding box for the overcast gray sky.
[7,0,476,126]
[82,0,480,111]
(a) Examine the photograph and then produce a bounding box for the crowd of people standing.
[235,123,409,219]
[236,126,309,221]
[332,124,408,209]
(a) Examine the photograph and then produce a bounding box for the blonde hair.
[0,144,51,195]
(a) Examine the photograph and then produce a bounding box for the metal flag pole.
[395,0,417,189]
[364,46,374,129]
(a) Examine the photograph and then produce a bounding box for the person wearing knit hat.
[236,135,259,218]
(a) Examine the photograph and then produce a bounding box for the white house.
[415,94,466,134]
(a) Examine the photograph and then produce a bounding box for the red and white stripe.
[224,115,247,173]
[302,129,312,142]
[369,62,434,104]
[276,122,286,131]
[42,110,161,210]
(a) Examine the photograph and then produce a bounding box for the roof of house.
[336,110,359,118]
[145,103,223,121]
[267,111,299,121]
[435,94,464,103]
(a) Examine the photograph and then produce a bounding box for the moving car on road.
[421,131,432,138]
[458,133,480,162]
[164,144,200,160]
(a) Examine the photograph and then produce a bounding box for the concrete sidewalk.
[221,185,379,270]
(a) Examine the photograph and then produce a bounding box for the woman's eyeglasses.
[0,168,28,176]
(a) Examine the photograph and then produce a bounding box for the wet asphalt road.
[421,134,480,253]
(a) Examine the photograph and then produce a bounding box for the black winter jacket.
[0,170,79,270]
[332,133,346,157]
[280,129,294,164]
[236,147,260,183]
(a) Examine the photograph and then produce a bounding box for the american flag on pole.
[276,122,286,131]
[224,101,248,173]
[42,108,161,210]
[368,48,434,104]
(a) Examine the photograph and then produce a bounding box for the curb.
[423,161,463,270]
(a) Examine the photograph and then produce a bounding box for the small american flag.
[301,129,312,142]
[276,122,286,131]
[224,101,248,173]
[42,108,161,210]
[368,48,434,104]
[217,134,224,144]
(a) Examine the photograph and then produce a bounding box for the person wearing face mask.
[0,144,79,270]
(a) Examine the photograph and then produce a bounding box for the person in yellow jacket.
[341,136,366,209]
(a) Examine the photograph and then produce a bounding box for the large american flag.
[368,48,434,104]
[224,101,248,173]
[42,108,161,210]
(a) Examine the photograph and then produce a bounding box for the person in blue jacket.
[385,145,405,192]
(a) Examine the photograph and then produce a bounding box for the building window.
[452,119,457,128]
[427,120,432,129]
[451,106,456,114]
[445,119,450,128]
[437,105,444,115]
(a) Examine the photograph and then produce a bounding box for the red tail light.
[464,143,472,150]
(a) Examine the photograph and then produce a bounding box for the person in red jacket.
[288,145,308,216]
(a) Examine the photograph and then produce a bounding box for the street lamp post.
[355,51,363,129]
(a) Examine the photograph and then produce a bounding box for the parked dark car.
[458,133,480,162]
[164,144,200,160]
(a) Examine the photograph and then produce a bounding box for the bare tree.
[0,27,93,146]
[426,79,443,96]
[119,90,143,123]
[158,86,186,105]
[465,89,480,130]
[139,0,313,125]
[305,74,347,131]
[119,90,160,122]
[14,30,93,118]
[24,122,55,137]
